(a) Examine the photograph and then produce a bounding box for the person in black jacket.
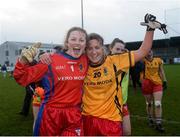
[18,60,37,116]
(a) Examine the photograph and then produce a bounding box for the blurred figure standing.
[141,50,167,133]
[1,64,7,78]
[18,60,37,116]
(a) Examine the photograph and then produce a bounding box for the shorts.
[122,104,129,116]
[34,105,83,136]
[83,115,122,136]
[142,79,163,95]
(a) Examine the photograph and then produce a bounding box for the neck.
[146,56,153,61]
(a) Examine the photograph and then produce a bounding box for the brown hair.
[109,38,125,49]
[63,27,88,51]
[87,33,107,60]
[87,33,104,46]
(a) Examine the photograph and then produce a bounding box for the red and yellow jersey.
[14,52,88,108]
[143,57,163,85]
[82,52,135,121]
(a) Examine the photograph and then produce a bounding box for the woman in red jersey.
[13,27,88,136]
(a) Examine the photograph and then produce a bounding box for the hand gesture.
[20,42,41,63]
[140,13,168,34]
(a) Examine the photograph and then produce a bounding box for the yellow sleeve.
[110,51,135,71]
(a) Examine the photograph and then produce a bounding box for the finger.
[140,22,148,26]
[33,42,41,48]
[148,14,156,21]
[162,28,168,34]
[39,53,52,65]
[145,13,149,22]
[22,49,33,62]
[40,57,51,65]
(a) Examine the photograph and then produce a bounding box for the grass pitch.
[0,64,180,135]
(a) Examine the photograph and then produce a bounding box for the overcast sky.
[0,0,180,45]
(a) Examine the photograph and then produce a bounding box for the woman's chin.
[90,60,101,65]
[72,53,82,58]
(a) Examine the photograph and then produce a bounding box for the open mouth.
[73,47,81,55]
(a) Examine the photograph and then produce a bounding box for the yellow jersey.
[143,57,163,85]
[82,52,134,121]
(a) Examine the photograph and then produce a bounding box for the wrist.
[19,56,29,64]
[146,27,155,31]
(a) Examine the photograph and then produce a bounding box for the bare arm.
[134,31,154,63]
[159,64,167,82]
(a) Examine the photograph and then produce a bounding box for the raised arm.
[134,31,154,62]
[13,42,48,86]
[134,13,167,63]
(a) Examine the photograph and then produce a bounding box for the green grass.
[128,64,180,135]
[0,73,33,136]
[0,64,180,135]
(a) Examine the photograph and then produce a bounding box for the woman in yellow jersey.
[141,50,167,133]
[82,29,154,135]
[82,13,167,136]
[109,38,131,135]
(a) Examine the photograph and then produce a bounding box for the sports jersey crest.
[79,63,83,72]
[103,67,108,76]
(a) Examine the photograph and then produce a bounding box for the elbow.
[13,72,29,87]
[14,77,27,87]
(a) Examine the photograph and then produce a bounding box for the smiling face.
[65,30,87,58]
[86,39,104,64]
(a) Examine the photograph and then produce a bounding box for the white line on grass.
[131,115,180,124]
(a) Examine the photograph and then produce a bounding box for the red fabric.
[122,104,129,116]
[142,79,163,95]
[83,115,122,136]
[39,106,83,136]
[13,60,48,86]
[14,53,88,107]
[14,53,88,136]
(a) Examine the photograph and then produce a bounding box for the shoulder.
[80,54,88,60]
[108,52,130,59]
[154,57,163,63]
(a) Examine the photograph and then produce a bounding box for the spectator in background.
[130,61,144,92]
[1,64,7,78]
[18,60,37,116]
[53,46,63,53]
[141,50,167,133]
[9,64,15,78]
